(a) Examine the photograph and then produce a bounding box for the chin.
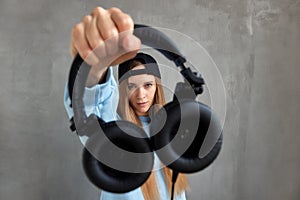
[137,109,150,116]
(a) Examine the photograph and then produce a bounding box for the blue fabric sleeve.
[63,67,119,144]
[64,67,119,122]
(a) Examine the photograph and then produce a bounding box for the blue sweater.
[64,67,186,200]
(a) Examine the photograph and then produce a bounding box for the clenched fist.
[70,7,141,86]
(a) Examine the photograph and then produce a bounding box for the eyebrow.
[128,81,155,85]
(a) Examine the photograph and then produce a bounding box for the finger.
[85,15,106,58]
[109,8,134,33]
[109,9,139,52]
[100,31,141,66]
[70,37,77,58]
[92,7,118,40]
[71,22,99,65]
[83,15,100,50]
[120,31,141,52]
[92,8,118,56]
[109,33,141,66]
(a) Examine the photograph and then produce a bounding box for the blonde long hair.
[117,61,189,200]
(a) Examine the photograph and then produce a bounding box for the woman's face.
[127,65,157,116]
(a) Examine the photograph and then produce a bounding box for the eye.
[128,84,137,90]
[144,83,153,88]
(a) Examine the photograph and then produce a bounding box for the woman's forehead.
[127,73,156,84]
[132,65,145,70]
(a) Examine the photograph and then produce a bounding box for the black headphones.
[68,24,223,196]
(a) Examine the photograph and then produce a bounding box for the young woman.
[64,7,189,200]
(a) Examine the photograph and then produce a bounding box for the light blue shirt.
[64,67,186,200]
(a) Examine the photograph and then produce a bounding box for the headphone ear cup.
[151,99,222,173]
[82,118,154,193]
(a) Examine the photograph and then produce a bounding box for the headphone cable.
[170,170,179,200]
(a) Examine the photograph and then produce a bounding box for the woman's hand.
[70,7,141,86]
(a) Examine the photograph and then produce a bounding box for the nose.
[136,86,146,99]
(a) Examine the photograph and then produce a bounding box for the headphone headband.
[133,24,186,63]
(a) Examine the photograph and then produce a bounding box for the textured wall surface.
[0,0,299,199]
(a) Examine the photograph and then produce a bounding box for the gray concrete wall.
[1,0,299,199]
